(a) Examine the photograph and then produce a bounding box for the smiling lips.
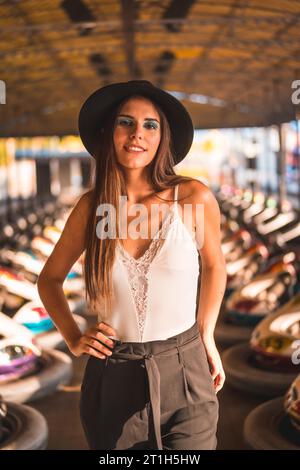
[124,145,146,153]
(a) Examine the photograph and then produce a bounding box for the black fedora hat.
[78,80,194,165]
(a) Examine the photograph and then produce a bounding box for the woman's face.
[113,96,161,170]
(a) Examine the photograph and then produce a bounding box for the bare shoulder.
[179,179,218,207]
[67,189,93,224]
[74,189,93,212]
[56,190,93,243]
[176,179,220,236]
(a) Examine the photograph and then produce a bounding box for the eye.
[144,121,159,130]
[117,118,132,126]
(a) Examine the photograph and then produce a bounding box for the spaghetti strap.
[172,184,179,213]
[174,183,179,202]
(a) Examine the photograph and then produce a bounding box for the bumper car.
[285,374,300,433]
[215,242,270,346]
[13,300,87,350]
[14,302,53,335]
[222,228,252,260]
[0,313,73,403]
[225,251,298,327]
[8,247,84,289]
[3,248,76,279]
[256,210,297,236]
[251,203,278,226]
[242,198,266,224]
[225,242,269,297]
[0,395,48,450]
[42,226,63,244]
[0,337,41,384]
[243,374,300,449]
[0,261,85,316]
[222,292,300,397]
[227,193,259,222]
[250,292,300,372]
[276,221,300,251]
[0,266,39,304]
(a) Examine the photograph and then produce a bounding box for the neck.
[122,168,155,203]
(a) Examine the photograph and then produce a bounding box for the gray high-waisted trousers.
[79,321,219,450]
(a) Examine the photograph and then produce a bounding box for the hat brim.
[78,81,194,165]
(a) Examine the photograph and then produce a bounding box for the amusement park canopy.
[0,0,300,137]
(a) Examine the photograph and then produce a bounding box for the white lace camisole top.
[99,184,200,342]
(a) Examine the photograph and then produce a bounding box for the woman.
[37,80,227,450]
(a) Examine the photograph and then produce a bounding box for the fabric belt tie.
[107,334,200,450]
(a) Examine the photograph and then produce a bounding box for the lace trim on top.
[117,205,177,341]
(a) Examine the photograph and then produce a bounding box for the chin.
[117,156,152,168]
[121,162,146,169]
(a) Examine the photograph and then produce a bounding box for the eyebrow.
[117,114,160,124]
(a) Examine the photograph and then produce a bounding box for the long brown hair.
[83,94,194,319]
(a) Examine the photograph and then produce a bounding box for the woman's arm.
[37,191,116,359]
[191,180,227,392]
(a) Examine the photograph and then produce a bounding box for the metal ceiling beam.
[183,0,246,89]
[6,2,93,127]
[1,0,300,134]
[192,0,300,16]
[220,10,300,104]
[162,0,197,33]
[2,37,299,61]
[185,8,300,92]
[120,0,139,79]
[1,16,300,33]
[2,62,298,87]
[2,75,289,120]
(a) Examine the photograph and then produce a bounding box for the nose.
[129,122,144,140]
